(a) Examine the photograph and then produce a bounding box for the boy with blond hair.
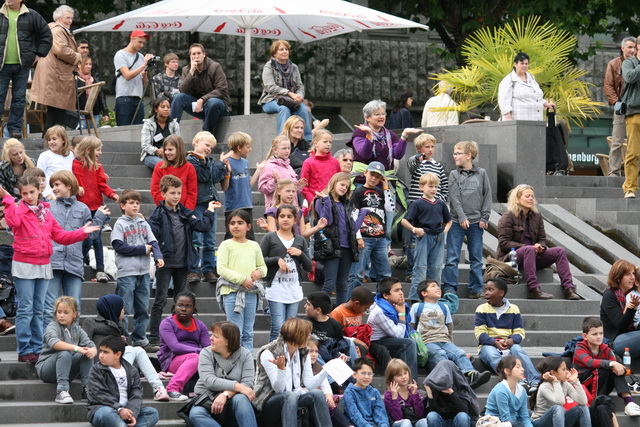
[442,141,492,299]
[401,172,452,302]
[186,131,229,282]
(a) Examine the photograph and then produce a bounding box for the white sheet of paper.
[322,358,354,385]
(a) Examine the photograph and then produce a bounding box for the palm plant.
[431,16,603,127]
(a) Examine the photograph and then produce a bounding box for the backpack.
[483,256,520,284]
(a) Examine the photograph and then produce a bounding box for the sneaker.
[18,353,38,363]
[158,371,174,380]
[527,382,539,396]
[139,343,159,353]
[102,223,112,232]
[167,391,188,401]
[81,387,87,401]
[626,402,640,416]
[202,271,218,283]
[625,191,637,199]
[96,272,109,283]
[405,274,412,283]
[154,387,170,401]
[55,390,74,404]
[187,272,200,283]
[0,319,15,335]
[467,370,492,389]
[468,292,483,299]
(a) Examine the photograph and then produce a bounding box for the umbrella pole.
[244,28,251,115]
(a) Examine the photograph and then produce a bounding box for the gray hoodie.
[111,215,161,278]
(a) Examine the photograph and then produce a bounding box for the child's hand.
[241,278,254,289]
[460,220,470,230]
[118,408,134,422]
[137,213,145,220]
[104,173,110,181]
[408,379,418,394]
[268,355,287,370]
[256,217,269,231]
[424,385,433,399]
[479,221,488,230]
[256,160,267,171]
[145,244,152,254]
[297,178,308,189]
[77,186,84,196]
[317,217,328,229]
[272,171,280,183]
[82,222,101,235]
[287,247,302,257]
[389,381,399,399]
[542,371,557,382]
[112,194,120,202]
[0,185,8,198]
[314,190,325,198]
[97,205,111,216]
[156,259,164,268]
[250,269,262,282]
[612,361,626,376]
[627,294,640,311]
[503,337,515,349]
[441,388,454,394]
[82,346,97,359]
[208,201,222,211]
[414,228,425,237]
[357,238,364,249]
[567,368,579,383]
[494,339,508,350]
[157,148,164,158]
[278,258,289,273]
[339,353,350,363]
[219,150,232,162]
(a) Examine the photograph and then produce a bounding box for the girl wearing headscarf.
[82,294,170,401]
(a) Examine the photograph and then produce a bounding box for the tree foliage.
[431,16,603,127]
[30,0,155,23]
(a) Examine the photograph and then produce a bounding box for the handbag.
[0,275,16,318]
[176,391,220,427]
[276,95,299,112]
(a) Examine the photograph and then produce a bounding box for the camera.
[147,55,161,67]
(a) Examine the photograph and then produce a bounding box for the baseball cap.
[366,161,385,174]
[130,29,150,39]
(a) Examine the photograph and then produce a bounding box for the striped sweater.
[406,154,448,202]
[572,340,616,397]
[474,299,525,351]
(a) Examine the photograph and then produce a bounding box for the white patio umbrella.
[76,0,428,114]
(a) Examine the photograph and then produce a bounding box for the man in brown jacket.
[169,43,231,133]
[604,36,637,176]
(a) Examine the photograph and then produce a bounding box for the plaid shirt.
[498,70,546,121]
[572,340,616,397]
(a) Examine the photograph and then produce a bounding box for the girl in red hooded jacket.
[301,129,341,207]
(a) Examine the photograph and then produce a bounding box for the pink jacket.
[258,157,299,208]
[300,152,341,204]
[2,195,87,265]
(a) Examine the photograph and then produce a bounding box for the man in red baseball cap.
[113,29,154,125]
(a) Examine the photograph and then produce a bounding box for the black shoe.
[9,132,21,139]
[468,292,483,299]
[527,382,539,396]
[467,370,491,389]
[81,387,87,401]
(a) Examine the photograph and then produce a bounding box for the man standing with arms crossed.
[605,36,636,177]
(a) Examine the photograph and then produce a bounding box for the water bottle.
[509,248,518,269]
[318,230,328,241]
[624,347,632,376]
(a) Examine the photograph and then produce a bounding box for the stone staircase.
[1,134,637,426]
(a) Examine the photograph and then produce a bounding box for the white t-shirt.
[114,50,143,98]
[265,236,302,304]
[109,366,129,407]
[627,290,640,328]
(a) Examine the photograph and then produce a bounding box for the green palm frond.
[431,16,603,127]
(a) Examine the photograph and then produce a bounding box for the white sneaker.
[154,387,170,401]
[625,402,640,416]
[102,223,112,231]
[55,390,74,404]
[167,391,188,401]
[96,272,109,283]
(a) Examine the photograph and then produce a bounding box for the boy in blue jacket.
[343,357,390,427]
[147,174,219,345]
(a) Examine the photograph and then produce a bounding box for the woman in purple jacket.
[158,291,211,401]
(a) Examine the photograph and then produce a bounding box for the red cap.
[130,29,150,39]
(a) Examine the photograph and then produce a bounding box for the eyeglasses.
[341,158,353,162]
[453,152,466,157]
[371,112,387,117]
[357,372,375,377]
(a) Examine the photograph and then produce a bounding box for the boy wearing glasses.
[442,141,492,299]
[343,357,390,427]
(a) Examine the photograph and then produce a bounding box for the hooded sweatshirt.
[111,215,162,278]
[300,151,341,204]
[258,156,299,208]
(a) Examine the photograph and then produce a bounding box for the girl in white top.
[37,125,74,200]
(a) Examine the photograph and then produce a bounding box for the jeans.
[612,330,640,359]
[268,300,299,342]
[43,270,82,328]
[191,202,217,273]
[425,342,474,374]
[260,389,331,427]
[516,246,574,290]
[443,222,484,294]
[0,64,29,134]
[82,210,104,271]
[115,96,144,126]
[426,412,469,427]
[408,232,445,301]
[149,267,187,343]
[373,337,418,379]
[223,292,257,353]
[116,274,151,346]
[14,277,49,355]
[122,345,163,390]
[91,405,159,427]
[143,155,162,170]
[479,344,540,384]
[349,237,391,296]
[322,249,354,305]
[624,113,640,193]
[261,99,313,141]
[36,350,92,392]
[533,404,591,427]
[171,93,227,133]
[79,114,101,130]
[189,393,258,427]
[402,226,416,277]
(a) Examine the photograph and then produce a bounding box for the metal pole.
[244,28,251,115]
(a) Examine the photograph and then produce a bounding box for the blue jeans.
[79,114,101,129]
[426,412,470,427]
[116,274,151,346]
[261,99,313,141]
[373,337,418,379]
[171,93,227,133]
[322,249,354,305]
[223,292,257,353]
[0,64,29,134]
[91,405,159,427]
[443,222,484,294]
[14,277,49,355]
[349,237,391,295]
[191,202,217,273]
[82,210,104,271]
[612,330,640,359]
[189,393,258,427]
[260,389,331,427]
[479,344,540,384]
[143,155,162,170]
[425,342,474,374]
[43,270,82,328]
[115,96,144,126]
[409,232,445,301]
[533,404,590,427]
[268,300,299,342]
[393,420,428,427]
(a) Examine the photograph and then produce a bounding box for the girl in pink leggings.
[157,290,211,401]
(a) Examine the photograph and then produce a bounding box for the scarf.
[613,288,635,332]
[27,201,47,225]
[96,294,124,323]
[371,127,394,165]
[272,58,293,91]
[374,293,411,338]
[78,73,94,95]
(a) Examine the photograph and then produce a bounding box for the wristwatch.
[223,392,230,399]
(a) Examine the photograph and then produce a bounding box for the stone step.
[546,175,625,188]
[0,422,185,427]
[544,185,623,199]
